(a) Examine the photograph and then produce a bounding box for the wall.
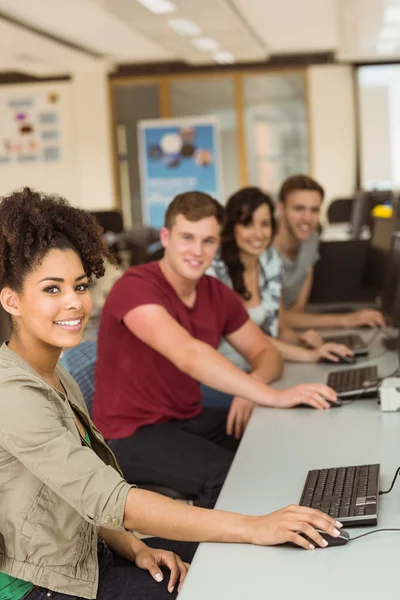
[307,64,357,219]
[0,72,116,211]
[359,85,391,188]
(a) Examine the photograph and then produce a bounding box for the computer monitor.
[381,230,400,328]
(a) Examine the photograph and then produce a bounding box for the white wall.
[359,85,392,187]
[0,71,116,211]
[71,68,115,210]
[307,65,357,220]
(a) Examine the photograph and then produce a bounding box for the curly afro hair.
[0,187,116,292]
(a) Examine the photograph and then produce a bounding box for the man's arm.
[277,299,302,344]
[123,304,281,405]
[282,270,385,330]
[224,319,283,384]
[123,304,336,410]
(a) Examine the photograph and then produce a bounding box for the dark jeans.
[108,407,240,508]
[201,384,233,408]
[25,538,198,600]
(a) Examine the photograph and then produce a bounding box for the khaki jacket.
[0,343,133,599]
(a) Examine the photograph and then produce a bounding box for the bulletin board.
[0,88,63,165]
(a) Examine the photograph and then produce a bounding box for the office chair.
[91,210,124,235]
[105,225,161,266]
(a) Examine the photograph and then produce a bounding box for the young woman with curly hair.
[0,187,341,600]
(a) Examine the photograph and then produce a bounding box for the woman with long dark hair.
[204,187,351,420]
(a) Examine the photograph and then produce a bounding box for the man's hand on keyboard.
[250,505,342,549]
[274,383,337,409]
[342,309,385,328]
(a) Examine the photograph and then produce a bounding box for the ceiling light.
[192,37,220,52]
[213,50,235,64]
[380,24,400,39]
[376,40,397,54]
[384,6,400,23]
[168,19,201,36]
[137,0,176,14]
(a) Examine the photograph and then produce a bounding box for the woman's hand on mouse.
[312,343,354,363]
[272,383,337,409]
[247,505,343,549]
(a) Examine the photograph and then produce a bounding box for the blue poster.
[138,117,223,228]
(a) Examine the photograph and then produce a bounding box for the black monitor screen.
[382,231,400,327]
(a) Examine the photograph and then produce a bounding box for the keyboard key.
[366,504,377,515]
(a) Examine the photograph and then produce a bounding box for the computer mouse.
[297,398,342,408]
[326,398,343,408]
[321,353,357,365]
[299,528,350,547]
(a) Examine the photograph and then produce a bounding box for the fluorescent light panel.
[380,24,400,39]
[168,19,201,36]
[137,0,176,14]
[384,6,400,23]
[213,50,235,64]
[192,37,219,52]
[376,40,397,53]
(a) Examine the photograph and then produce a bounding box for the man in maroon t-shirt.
[93,192,337,508]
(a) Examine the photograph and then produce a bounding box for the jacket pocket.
[21,484,48,539]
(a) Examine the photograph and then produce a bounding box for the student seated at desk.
[0,188,342,600]
[208,187,354,361]
[205,187,353,417]
[273,174,385,338]
[93,191,337,505]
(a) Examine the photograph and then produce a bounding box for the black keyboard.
[324,334,368,356]
[327,365,379,399]
[299,464,380,526]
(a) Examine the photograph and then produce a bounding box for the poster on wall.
[0,90,62,165]
[137,116,223,228]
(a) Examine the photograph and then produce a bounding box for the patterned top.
[207,247,283,372]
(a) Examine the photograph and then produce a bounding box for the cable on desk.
[379,467,400,496]
[351,528,400,541]
[378,365,400,383]
[357,349,388,365]
[364,328,382,347]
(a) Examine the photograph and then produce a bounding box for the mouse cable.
[378,365,400,383]
[350,528,400,541]
[365,328,382,347]
[379,466,400,496]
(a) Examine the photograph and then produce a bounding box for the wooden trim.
[352,66,361,190]
[111,76,165,87]
[107,79,121,210]
[234,74,248,188]
[110,66,306,88]
[305,67,314,177]
[111,53,334,79]
[158,78,171,118]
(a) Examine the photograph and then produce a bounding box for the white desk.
[180,331,400,600]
